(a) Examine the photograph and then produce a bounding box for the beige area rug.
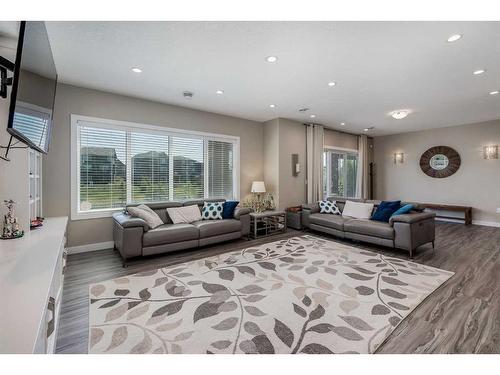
[88,235,453,354]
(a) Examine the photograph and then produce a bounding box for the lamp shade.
[251,181,266,193]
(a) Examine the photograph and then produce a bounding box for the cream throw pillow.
[167,205,202,224]
[341,200,375,219]
[127,204,164,229]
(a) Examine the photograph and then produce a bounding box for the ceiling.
[43,21,500,136]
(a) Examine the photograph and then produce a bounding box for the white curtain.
[306,124,324,204]
[356,134,370,199]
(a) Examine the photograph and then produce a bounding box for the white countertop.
[0,217,68,353]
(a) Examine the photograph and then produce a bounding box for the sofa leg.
[122,259,129,268]
[409,249,413,259]
[432,240,435,251]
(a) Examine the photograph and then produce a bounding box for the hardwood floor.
[55,222,500,354]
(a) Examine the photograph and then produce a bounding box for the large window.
[72,115,239,219]
[323,148,358,199]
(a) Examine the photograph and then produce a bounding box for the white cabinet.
[0,217,68,354]
[29,149,42,221]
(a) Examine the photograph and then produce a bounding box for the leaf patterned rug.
[88,235,453,354]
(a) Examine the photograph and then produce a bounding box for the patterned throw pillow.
[202,202,224,220]
[318,200,341,215]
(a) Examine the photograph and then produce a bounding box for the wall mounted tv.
[7,21,58,154]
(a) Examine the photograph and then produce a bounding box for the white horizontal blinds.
[131,132,169,203]
[76,118,237,213]
[12,105,51,149]
[79,125,127,211]
[171,136,204,200]
[207,140,234,199]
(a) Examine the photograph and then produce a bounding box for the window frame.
[71,114,240,220]
[323,146,359,200]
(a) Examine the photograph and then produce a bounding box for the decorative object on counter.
[1,199,24,239]
[30,217,44,229]
[263,192,276,211]
[420,146,461,178]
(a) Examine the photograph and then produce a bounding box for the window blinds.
[76,120,235,212]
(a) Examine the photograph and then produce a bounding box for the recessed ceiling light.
[391,110,410,120]
[269,104,276,108]
[363,128,369,132]
[340,122,346,126]
[447,34,462,42]
[216,90,224,95]
[310,114,316,118]
[131,67,142,73]
[489,90,499,95]
[473,69,486,75]
[266,56,278,63]
[328,81,336,87]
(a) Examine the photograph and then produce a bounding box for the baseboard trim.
[67,241,114,254]
[471,220,500,228]
[436,218,500,228]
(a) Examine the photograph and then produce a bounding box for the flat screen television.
[7,21,57,154]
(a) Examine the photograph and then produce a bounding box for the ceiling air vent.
[183,91,194,99]
[298,107,310,112]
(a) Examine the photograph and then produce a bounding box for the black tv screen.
[7,21,57,154]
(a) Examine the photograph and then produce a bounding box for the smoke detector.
[183,91,194,99]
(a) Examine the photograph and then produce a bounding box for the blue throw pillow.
[371,200,401,222]
[222,201,239,219]
[391,204,414,217]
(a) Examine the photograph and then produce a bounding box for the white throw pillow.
[341,200,374,219]
[318,200,341,214]
[127,204,164,229]
[167,205,202,224]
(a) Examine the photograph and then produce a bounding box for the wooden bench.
[421,203,472,225]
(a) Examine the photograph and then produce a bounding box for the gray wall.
[373,119,500,224]
[44,83,264,247]
[263,119,280,206]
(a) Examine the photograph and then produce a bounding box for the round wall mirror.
[420,146,460,178]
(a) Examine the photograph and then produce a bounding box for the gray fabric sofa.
[302,198,435,258]
[112,199,251,265]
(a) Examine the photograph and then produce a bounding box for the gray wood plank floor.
[56,222,500,354]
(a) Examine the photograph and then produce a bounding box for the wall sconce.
[393,152,404,164]
[484,145,498,160]
[291,153,300,176]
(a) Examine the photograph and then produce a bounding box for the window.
[72,115,239,219]
[323,148,358,199]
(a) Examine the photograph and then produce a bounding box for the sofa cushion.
[127,205,163,229]
[202,201,224,220]
[371,200,401,222]
[192,219,242,238]
[319,200,341,214]
[309,213,349,231]
[342,200,375,219]
[143,223,199,247]
[344,219,394,239]
[222,201,240,219]
[167,205,202,224]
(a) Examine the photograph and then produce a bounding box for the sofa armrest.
[302,203,320,213]
[234,207,251,219]
[113,212,149,231]
[389,212,435,225]
[392,212,435,257]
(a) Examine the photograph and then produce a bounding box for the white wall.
[374,119,500,225]
[44,83,265,247]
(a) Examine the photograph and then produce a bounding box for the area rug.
[88,235,453,354]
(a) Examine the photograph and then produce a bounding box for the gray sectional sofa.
[112,199,251,265]
[302,198,435,258]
